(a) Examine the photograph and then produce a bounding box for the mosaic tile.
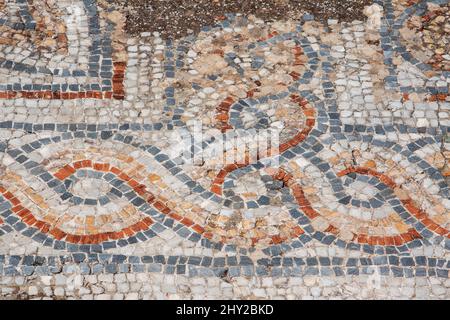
[0,0,126,100]
[0,0,449,300]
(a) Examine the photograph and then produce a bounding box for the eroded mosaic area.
[0,0,126,99]
[0,0,449,300]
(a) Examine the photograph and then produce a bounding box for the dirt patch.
[113,0,373,39]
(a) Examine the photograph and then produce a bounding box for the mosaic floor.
[0,0,449,300]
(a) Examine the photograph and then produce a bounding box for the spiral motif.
[0,0,448,260]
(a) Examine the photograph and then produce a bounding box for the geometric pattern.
[382,0,449,95]
[0,0,449,282]
[1,121,448,254]
[0,0,126,99]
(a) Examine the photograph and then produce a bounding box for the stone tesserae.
[0,0,448,300]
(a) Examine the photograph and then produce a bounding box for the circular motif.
[69,174,112,203]
[204,167,304,247]
[284,136,450,248]
[228,95,311,139]
[0,137,162,245]
[147,15,313,129]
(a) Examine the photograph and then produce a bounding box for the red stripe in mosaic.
[269,167,424,246]
[0,185,154,244]
[211,94,316,196]
[337,167,450,240]
[0,62,126,101]
[53,161,209,242]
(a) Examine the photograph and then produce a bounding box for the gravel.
[113,0,373,38]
